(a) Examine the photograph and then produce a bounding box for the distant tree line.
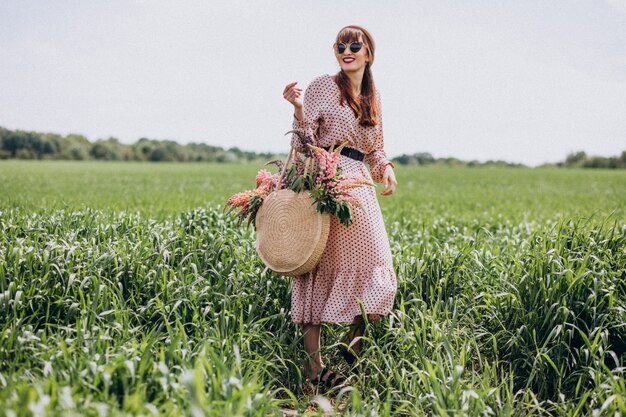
[391,152,526,168]
[2,126,624,168]
[392,150,626,169]
[0,127,277,162]
[552,151,626,169]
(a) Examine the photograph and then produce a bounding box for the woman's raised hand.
[283,81,303,109]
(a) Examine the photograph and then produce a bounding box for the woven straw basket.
[254,145,330,276]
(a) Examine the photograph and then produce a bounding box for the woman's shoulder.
[309,73,334,88]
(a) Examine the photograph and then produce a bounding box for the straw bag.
[254,145,330,276]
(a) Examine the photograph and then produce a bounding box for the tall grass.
[1,207,624,415]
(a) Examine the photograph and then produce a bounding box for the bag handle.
[274,145,295,192]
[274,143,315,193]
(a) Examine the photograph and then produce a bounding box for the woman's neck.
[344,68,364,96]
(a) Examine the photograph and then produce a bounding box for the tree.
[565,151,587,167]
[69,144,88,160]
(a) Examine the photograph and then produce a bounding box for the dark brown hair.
[332,25,380,127]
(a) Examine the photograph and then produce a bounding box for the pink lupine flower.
[253,187,267,198]
[335,176,375,190]
[257,174,280,194]
[307,146,328,181]
[226,190,254,209]
[307,144,345,182]
[256,169,273,187]
[322,153,340,181]
[326,176,374,198]
[336,193,364,210]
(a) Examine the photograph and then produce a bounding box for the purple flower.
[265,159,285,175]
[286,129,314,158]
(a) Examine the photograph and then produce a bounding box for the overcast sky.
[1,1,625,166]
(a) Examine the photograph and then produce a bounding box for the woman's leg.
[343,315,366,355]
[301,323,323,379]
[301,323,345,385]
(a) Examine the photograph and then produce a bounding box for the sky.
[1,1,625,166]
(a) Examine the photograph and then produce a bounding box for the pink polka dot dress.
[289,73,397,325]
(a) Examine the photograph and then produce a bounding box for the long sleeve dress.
[289,73,397,325]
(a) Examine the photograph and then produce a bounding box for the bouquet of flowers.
[225,130,374,228]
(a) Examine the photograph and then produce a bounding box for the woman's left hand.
[381,165,397,196]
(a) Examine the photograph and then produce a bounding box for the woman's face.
[334,36,369,74]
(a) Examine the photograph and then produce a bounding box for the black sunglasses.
[336,41,363,54]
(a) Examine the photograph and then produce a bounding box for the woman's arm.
[284,79,322,152]
[364,91,397,195]
[294,106,304,123]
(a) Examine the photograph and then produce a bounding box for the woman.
[282,25,398,389]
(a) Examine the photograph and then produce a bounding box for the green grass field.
[1,160,625,416]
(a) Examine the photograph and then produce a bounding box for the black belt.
[322,146,365,161]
